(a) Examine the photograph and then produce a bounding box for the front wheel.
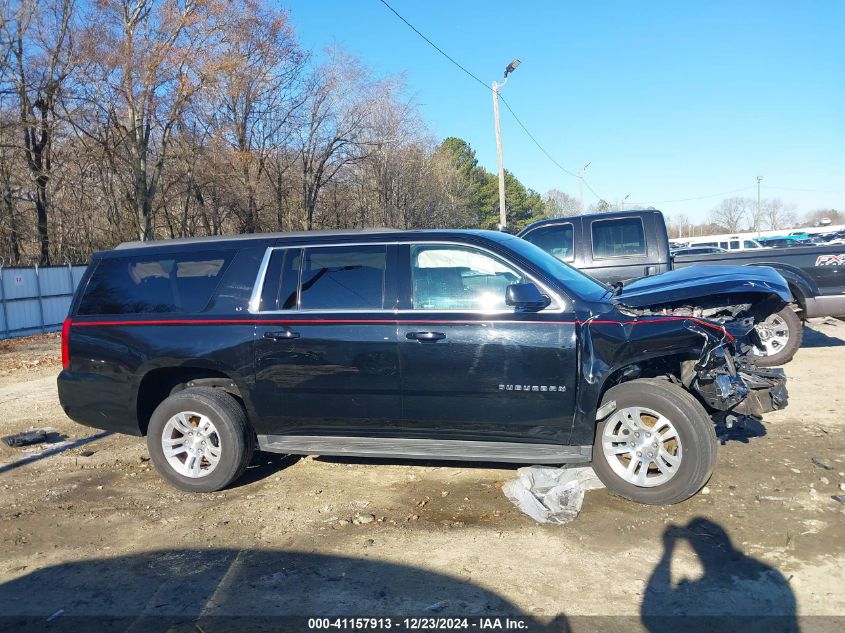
[753,306,802,367]
[592,379,717,505]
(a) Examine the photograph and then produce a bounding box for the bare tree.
[762,198,797,231]
[78,0,226,240]
[709,197,751,232]
[297,50,379,230]
[205,0,304,233]
[0,0,75,263]
[543,189,579,217]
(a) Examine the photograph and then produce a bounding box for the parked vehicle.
[59,229,789,504]
[670,246,727,256]
[757,236,806,248]
[681,237,765,251]
[518,210,845,366]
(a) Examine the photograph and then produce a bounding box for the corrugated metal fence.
[0,265,87,340]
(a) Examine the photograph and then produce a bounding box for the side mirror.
[505,282,550,311]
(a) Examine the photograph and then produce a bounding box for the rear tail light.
[61,317,72,369]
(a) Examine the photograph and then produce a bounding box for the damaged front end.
[609,264,793,417]
[681,322,788,417]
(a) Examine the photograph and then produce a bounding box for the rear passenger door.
[252,243,402,437]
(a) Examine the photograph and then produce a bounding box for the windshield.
[498,234,609,301]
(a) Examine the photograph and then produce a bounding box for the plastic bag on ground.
[501,466,604,525]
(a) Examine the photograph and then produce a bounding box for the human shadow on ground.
[642,517,799,633]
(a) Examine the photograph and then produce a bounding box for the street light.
[492,58,520,230]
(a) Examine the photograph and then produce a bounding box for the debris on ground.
[502,466,604,525]
[2,429,48,448]
[756,495,796,503]
[811,457,834,470]
[832,495,845,505]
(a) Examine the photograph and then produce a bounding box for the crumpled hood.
[612,264,792,308]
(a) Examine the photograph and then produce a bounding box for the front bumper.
[692,346,788,417]
[731,367,788,416]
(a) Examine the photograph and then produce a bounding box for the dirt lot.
[1,323,844,630]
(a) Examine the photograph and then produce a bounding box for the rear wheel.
[753,306,802,367]
[592,379,717,505]
[147,387,254,493]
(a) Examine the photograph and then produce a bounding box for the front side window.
[78,251,234,315]
[411,245,524,311]
[522,223,574,262]
[591,218,646,258]
[299,245,386,310]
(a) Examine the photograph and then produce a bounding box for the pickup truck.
[518,210,845,366]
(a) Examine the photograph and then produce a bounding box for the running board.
[257,435,591,464]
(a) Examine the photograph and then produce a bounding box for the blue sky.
[282,1,844,222]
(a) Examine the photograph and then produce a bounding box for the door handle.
[406,331,446,341]
[263,330,300,341]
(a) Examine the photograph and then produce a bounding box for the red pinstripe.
[70,315,733,340]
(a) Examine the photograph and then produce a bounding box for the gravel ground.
[0,321,844,630]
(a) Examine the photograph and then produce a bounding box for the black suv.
[58,229,789,504]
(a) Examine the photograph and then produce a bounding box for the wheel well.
[786,282,806,314]
[136,367,242,436]
[597,354,690,410]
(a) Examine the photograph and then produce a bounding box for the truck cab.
[517,211,671,285]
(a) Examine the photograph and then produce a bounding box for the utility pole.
[757,175,763,237]
[492,59,520,230]
[578,162,591,213]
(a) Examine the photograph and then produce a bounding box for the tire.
[146,387,255,493]
[592,379,717,505]
[753,306,802,367]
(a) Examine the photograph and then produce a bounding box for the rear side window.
[522,223,574,262]
[730,240,740,250]
[78,251,234,315]
[299,245,386,310]
[591,218,646,258]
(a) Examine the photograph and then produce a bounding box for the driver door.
[397,242,577,445]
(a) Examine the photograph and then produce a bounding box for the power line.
[376,0,606,202]
[497,95,579,180]
[376,0,489,91]
[627,186,756,206]
[763,185,845,195]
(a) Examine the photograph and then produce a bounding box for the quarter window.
[411,245,524,311]
[299,245,386,310]
[591,218,646,258]
[522,223,574,262]
[78,251,234,315]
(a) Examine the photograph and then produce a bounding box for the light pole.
[578,162,591,213]
[757,175,763,237]
[492,58,520,230]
